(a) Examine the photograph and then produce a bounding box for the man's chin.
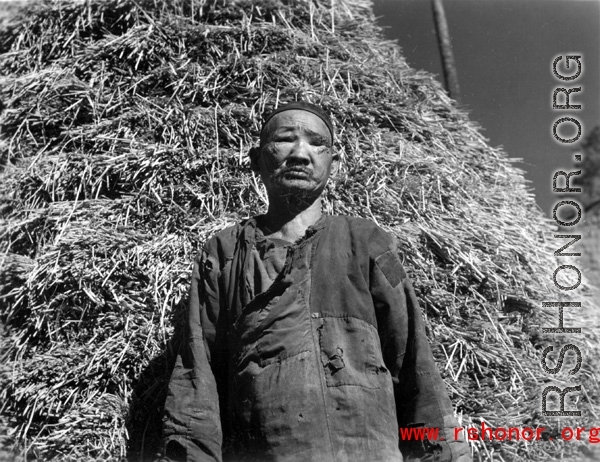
[271,182,321,201]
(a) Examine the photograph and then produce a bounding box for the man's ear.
[249,146,260,173]
[330,151,340,177]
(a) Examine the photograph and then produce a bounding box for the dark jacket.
[163,215,469,462]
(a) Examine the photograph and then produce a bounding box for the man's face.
[252,110,339,201]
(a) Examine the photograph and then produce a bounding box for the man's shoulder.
[328,215,393,238]
[202,219,248,256]
[326,215,396,253]
[209,221,244,241]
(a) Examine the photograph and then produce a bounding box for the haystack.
[0,0,598,461]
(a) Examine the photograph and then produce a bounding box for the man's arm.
[162,248,223,462]
[371,237,471,462]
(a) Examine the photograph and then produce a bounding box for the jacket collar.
[241,213,329,247]
[227,214,329,319]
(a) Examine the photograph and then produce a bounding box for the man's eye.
[274,135,294,142]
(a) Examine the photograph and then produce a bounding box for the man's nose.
[288,138,311,164]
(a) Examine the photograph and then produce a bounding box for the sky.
[373,0,600,217]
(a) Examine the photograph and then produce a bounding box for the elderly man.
[162,102,471,462]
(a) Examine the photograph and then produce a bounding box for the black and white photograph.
[0,0,598,461]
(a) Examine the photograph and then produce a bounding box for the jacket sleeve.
[371,237,471,462]
[162,247,223,462]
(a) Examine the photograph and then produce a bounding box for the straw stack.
[1,0,598,460]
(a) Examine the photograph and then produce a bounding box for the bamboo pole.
[431,0,461,103]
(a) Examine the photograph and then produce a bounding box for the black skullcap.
[260,101,334,141]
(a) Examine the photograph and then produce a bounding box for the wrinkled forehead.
[261,110,332,142]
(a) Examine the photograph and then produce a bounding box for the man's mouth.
[282,168,311,178]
